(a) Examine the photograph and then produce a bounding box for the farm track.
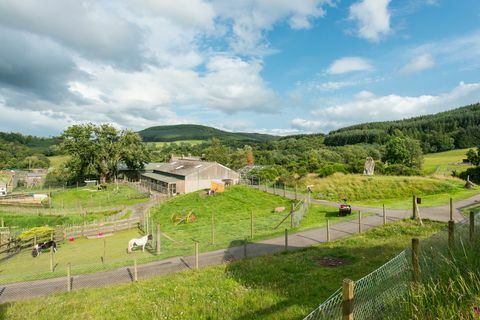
[0,189,478,303]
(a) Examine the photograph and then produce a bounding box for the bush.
[19,226,55,240]
[317,163,348,177]
[383,164,422,176]
[459,167,480,184]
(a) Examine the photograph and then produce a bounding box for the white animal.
[127,234,152,253]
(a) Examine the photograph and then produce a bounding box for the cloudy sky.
[0,0,479,136]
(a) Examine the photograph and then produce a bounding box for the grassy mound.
[0,220,444,320]
[305,173,463,202]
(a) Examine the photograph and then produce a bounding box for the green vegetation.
[139,124,277,143]
[50,184,148,209]
[423,148,473,176]
[152,186,363,253]
[0,219,445,320]
[324,103,480,153]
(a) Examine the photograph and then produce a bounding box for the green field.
[147,140,205,148]
[152,186,366,254]
[423,148,473,176]
[50,184,148,209]
[46,155,70,170]
[0,219,445,320]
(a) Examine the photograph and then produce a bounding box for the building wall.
[184,163,240,193]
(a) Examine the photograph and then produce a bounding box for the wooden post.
[244,237,247,258]
[273,184,276,195]
[449,198,453,221]
[358,211,362,234]
[412,195,417,219]
[133,258,138,282]
[34,234,37,246]
[67,263,72,292]
[470,211,475,242]
[50,232,54,272]
[295,184,298,201]
[156,223,161,255]
[290,203,295,228]
[1,218,4,228]
[211,212,215,245]
[448,220,455,250]
[383,204,386,225]
[412,238,420,284]
[284,228,288,251]
[250,211,254,239]
[342,279,354,320]
[326,219,330,242]
[103,238,106,264]
[195,242,199,270]
[283,184,286,197]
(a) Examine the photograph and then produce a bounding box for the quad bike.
[338,198,352,217]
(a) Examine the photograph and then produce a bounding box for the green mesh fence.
[292,198,308,228]
[303,213,478,320]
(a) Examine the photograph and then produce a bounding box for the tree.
[466,148,480,166]
[204,138,230,165]
[245,145,254,166]
[382,136,423,169]
[60,124,149,183]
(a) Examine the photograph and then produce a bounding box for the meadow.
[0,219,445,320]
[423,148,473,176]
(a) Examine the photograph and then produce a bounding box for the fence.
[61,216,141,239]
[303,211,479,320]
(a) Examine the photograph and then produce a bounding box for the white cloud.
[308,82,480,132]
[327,57,372,75]
[400,53,435,74]
[349,0,391,42]
[291,118,342,132]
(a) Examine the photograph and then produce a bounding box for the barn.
[140,157,239,195]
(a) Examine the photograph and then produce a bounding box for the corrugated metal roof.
[141,172,183,183]
[153,159,216,177]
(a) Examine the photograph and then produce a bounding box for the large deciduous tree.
[60,124,150,183]
[382,135,423,169]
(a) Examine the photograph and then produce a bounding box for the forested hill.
[138,124,278,142]
[0,132,57,169]
[324,103,480,153]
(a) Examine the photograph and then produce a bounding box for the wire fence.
[303,212,479,320]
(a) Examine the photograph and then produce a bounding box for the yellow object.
[211,180,225,193]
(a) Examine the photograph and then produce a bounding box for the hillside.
[323,103,480,152]
[138,124,278,142]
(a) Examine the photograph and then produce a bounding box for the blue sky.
[0,0,479,136]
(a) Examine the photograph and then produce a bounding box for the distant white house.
[0,181,7,197]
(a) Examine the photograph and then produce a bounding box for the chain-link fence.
[303,212,479,320]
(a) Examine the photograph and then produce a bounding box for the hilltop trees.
[60,124,150,184]
[382,135,423,174]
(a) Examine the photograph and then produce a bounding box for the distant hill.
[323,103,480,153]
[138,124,279,143]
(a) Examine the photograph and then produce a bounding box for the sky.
[0,0,479,137]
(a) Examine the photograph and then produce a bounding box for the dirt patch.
[316,256,351,267]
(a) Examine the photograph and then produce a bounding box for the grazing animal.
[127,234,152,253]
[32,240,57,258]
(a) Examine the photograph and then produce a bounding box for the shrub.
[383,164,422,176]
[317,163,348,177]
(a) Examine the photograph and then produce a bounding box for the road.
[0,189,478,303]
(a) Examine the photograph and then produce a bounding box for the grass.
[152,185,367,254]
[423,148,473,176]
[50,184,149,209]
[46,155,70,169]
[146,140,205,148]
[0,219,445,320]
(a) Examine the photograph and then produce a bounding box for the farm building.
[140,157,239,195]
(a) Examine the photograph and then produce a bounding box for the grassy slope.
[46,155,69,169]
[0,220,445,320]
[152,186,365,254]
[423,148,473,176]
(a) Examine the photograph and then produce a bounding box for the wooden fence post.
[250,211,254,240]
[358,211,362,234]
[412,238,420,284]
[284,229,288,251]
[273,184,276,195]
[449,198,453,221]
[342,279,354,320]
[383,204,386,225]
[1,218,3,227]
[295,184,298,201]
[244,237,247,258]
[448,220,455,250]
[195,242,199,270]
[412,195,417,219]
[211,212,215,245]
[326,219,330,242]
[470,211,475,242]
[290,204,295,229]
[156,223,161,255]
[67,263,72,292]
[50,232,54,272]
[103,238,106,264]
[283,184,286,197]
[133,258,138,282]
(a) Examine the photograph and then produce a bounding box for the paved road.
[0,189,478,303]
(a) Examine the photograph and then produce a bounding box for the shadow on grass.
[223,239,406,320]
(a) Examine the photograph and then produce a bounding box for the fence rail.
[61,216,140,239]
